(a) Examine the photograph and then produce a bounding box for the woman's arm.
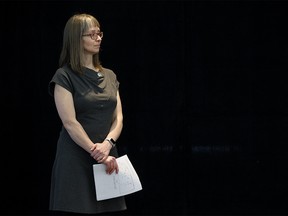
[90,90,123,174]
[54,84,95,153]
[90,90,123,161]
[105,90,124,142]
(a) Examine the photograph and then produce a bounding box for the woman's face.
[82,26,102,55]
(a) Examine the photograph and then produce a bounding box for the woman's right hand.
[103,156,119,174]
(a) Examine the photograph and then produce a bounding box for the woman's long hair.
[59,13,103,74]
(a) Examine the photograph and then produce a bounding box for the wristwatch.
[105,138,116,148]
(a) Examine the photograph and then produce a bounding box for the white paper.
[93,154,142,201]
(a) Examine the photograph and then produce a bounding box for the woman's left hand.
[90,141,111,163]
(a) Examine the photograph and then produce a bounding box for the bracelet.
[105,138,116,148]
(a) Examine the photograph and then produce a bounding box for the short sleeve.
[115,78,120,90]
[48,68,74,96]
[107,68,119,90]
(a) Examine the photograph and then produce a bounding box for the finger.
[106,163,112,174]
[111,163,117,174]
[115,163,119,174]
[99,155,108,163]
[90,150,99,158]
[95,155,103,163]
[92,152,100,158]
[98,157,104,162]
[97,154,106,162]
[90,144,98,152]
[92,148,101,155]
[109,161,116,174]
[107,161,115,175]
[100,153,110,162]
[90,152,96,158]
[112,157,119,174]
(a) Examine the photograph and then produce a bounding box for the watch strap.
[105,138,116,148]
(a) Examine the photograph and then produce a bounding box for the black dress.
[48,65,127,214]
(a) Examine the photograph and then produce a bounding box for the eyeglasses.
[82,32,103,40]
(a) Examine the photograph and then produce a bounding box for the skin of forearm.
[105,116,123,141]
[63,119,95,153]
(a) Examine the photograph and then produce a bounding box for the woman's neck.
[83,57,98,72]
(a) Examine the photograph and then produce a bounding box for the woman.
[48,13,127,214]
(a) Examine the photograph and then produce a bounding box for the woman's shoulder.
[102,67,117,75]
[55,65,78,78]
[101,66,114,73]
[58,64,73,73]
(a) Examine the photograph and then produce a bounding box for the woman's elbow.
[62,119,78,131]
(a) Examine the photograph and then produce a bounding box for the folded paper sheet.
[93,154,142,201]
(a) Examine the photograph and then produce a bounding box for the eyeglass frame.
[82,31,103,40]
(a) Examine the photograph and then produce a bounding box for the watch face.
[110,138,116,144]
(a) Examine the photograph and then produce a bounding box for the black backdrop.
[1,0,288,215]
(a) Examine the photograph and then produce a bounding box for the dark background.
[1,0,287,215]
